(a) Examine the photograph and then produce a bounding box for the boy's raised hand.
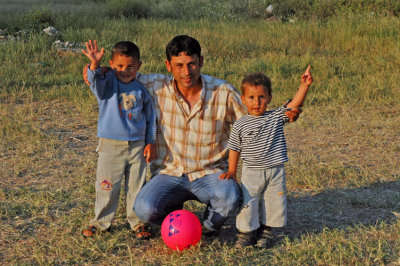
[301,65,313,87]
[82,40,105,71]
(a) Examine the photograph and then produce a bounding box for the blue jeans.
[133,172,241,230]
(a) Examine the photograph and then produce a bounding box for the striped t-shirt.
[226,107,290,169]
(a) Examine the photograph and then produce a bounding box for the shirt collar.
[170,74,206,106]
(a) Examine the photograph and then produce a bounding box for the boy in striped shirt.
[219,66,313,248]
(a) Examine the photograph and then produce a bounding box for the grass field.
[1,0,400,264]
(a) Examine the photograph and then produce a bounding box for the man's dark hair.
[166,35,201,61]
[111,41,140,60]
[240,72,272,96]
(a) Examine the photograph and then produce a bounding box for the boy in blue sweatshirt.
[81,40,156,239]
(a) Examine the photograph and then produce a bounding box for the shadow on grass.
[197,180,400,245]
[280,180,400,241]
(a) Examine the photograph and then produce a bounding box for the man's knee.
[218,180,242,210]
[225,189,242,210]
[134,197,163,225]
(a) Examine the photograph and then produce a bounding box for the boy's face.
[241,84,271,116]
[109,54,141,84]
[165,52,203,90]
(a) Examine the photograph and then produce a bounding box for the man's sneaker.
[256,225,275,249]
[235,231,256,248]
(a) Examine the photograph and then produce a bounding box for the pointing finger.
[305,65,311,74]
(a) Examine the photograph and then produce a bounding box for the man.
[84,35,300,237]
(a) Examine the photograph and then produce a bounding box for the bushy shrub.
[273,0,308,19]
[246,0,273,19]
[105,0,152,19]
[271,0,400,20]
[151,1,181,19]
[311,0,338,20]
[23,6,56,30]
[102,0,272,21]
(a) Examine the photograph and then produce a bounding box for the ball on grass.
[161,210,202,251]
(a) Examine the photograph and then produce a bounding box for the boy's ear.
[241,95,245,103]
[267,94,272,104]
[137,61,142,71]
[109,60,114,69]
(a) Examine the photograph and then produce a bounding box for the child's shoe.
[133,224,152,240]
[82,226,97,237]
[82,225,111,237]
[235,230,256,248]
[256,225,274,249]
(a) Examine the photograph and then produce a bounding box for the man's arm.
[143,89,157,145]
[83,64,110,86]
[284,106,302,123]
[227,86,247,123]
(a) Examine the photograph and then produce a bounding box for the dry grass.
[1,97,399,264]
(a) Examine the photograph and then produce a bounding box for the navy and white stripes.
[226,107,290,169]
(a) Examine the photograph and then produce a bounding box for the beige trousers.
[90,138,147,231]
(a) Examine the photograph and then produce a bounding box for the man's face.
[166,52,203,90]
[109,54,141,84]
[241,85,271,116]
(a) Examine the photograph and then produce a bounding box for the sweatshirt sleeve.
[87,65,112,100]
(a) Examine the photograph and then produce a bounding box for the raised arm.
[287,65,313,109]
[82,40,105,71]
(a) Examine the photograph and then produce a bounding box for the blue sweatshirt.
[87,66,156,144]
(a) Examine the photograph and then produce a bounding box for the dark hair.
[111,41,140,60]
[166,35,201,61]
[240,72,272,96]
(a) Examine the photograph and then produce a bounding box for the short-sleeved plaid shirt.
[136,73,246,181]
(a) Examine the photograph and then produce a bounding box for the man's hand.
[219,171,237,182]
[143,143,156,163]
[82,40,105,71]
[285,107,302,123]
[83,64,111,86]
[83,64,90,86]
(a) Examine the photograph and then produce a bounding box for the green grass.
[1,1,400,264]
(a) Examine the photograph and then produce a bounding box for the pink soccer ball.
[161,210,202,251]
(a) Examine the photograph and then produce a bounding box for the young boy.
[81,40,156,239]
[219,66,313,248]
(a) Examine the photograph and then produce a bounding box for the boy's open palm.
[82,40,105,69]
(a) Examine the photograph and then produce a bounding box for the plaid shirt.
[136,73,246,181]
